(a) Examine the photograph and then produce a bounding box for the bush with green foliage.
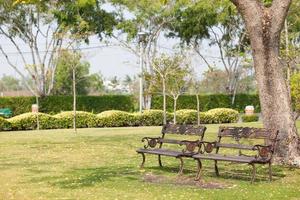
[139,110,172,126]
[176,109,198,124]
[205,108,239,123]
[97,110,138,127]
[54,111,98,128]
[0,95,135,116]
[8,113,60,130]
[2,108,240,131]
[175,108,239,124]
[151,94,260,112]
[0,117,11,131]
[242,114,259,122]
[291,73,300,113]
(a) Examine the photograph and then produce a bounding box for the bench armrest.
[198,141,217,154]
[179,140,200,153]
[141,137,161,149]
[252,144,274,159]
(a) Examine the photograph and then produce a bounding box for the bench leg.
[214,160,219,176]
[250,163,256,184]
[177,157,184,175]
[139,153,146,169]
[195,159,202,181]
[158,155,163,167]
[268,162,272,182]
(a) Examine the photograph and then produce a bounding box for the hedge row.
[1,108,239,131]
[151,94,260,112]
[0,95,135,116]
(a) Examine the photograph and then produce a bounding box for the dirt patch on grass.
[143,173,234,189]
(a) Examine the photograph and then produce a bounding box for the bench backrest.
[218,126,278,141]
[162,124,207,137]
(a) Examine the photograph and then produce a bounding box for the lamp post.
[138,31,147,114]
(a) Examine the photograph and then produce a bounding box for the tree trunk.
[173,97,177,124]
[196,94,200,125]
[73,67,77,134]
[35,95,40,131]
[162,78,167,125]
[231,0,300,165]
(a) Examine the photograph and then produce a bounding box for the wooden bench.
[136,124,207,174]
[193,126,279,183]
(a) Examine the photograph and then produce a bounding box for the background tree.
[1,0,115,97]
[167,62,192,124]
[150,54,188,124]
[110,0,179,109]
[0,75,22,92]
[52,50,92,95]
[168,0,250,104]
[230,0,300,165]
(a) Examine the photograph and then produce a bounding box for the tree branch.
[270,0,292,36]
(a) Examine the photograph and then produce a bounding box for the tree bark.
[162,78,167,125]
[230,0,300,165]
[173,97,178,124]
[196,94,200,125]
[73,67,77,134]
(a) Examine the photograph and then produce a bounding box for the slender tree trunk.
[72,67,77,134]
[231,0,300,165]
[173,97,177,124]
[35,95,40,130]
[196,94,200,125]
[162,78,167,125]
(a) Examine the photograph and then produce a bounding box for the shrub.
[138,110,172,126]
[151,94,260,112]
[8,113,59,130]
[97,110,138,127]
[176,109,198,124]
[242,114,259,122]
[291,73,300,113]
[0,117,11,131]
[54,111,98,128]
[0,95,135,116]
[206,108,239,123]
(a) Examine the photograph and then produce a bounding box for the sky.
[0,34,223,81]
[0,2,224,82]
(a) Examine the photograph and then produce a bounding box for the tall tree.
[1,0,115,96]
[110,0,178,108]
[168,0,250,104]
[230,0,300,165]
[52,50,92,95]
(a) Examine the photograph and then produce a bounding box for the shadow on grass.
[145,162,285,183]
[30,166,140,189]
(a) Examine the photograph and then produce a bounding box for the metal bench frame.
[193,126,279,183]
[136,124,207,174]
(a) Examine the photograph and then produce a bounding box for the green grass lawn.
[0,122,300,200]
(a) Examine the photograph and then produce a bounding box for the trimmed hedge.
[151,94,260,112]
[175,108,239,124]
[242,114,259,122]
[0,94,259,116]
[139,110,173,126]
[0,108,240,131]
[206,108,239,123]
[0,117,11,131]
[97,110,138,127]
[54,111,98,128]
[0,95,135,116]
[8,113,60,130]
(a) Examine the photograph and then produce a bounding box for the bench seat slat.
[137,148,195,157]
[216,143,254,150]
[193,153,270,163]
